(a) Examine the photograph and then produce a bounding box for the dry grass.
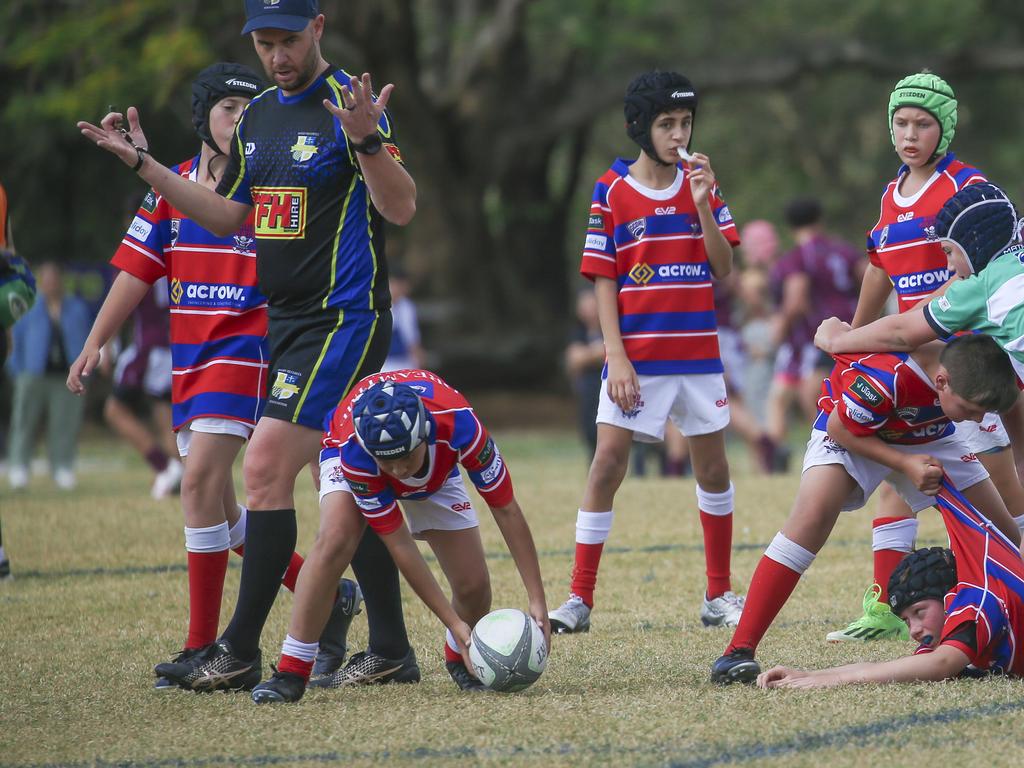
[3,429,1024,767]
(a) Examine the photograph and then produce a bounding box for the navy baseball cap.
[242,0,319,35]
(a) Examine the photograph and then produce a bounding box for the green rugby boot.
[826,584,910,643]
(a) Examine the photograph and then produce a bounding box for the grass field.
[4,428,1024,767]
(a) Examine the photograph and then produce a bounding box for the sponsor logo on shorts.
[716,397,729,408]
[850,375,883,407]
[626,217,646,240]
[141,190,158,213]
[822,435,847,454]
[628,262,655,285]
[621,395,644,419]
[588,213,604,229]
[980,423,999,433]
[451,502,473,512]
[328,464,347,484]
[936,296,951,312]
[961,453,979,463]
[128,215,152,242]
[270,370,302,401]
[290,133,319,163]
[585,233,608,251]
[253,186,307,239]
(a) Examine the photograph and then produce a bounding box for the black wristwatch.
[351,133,382,155]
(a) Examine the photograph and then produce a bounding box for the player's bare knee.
[588,445,629,489]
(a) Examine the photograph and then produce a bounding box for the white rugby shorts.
[801,428,989,513]
[176,417,254,457]
[596,372,730,441]
[958,413,1010,455]
[319,456,479,540]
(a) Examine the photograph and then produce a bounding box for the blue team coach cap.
[242,0,319,35]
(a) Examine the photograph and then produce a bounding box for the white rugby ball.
[468,608,547,692]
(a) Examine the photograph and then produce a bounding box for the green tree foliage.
[2,0,1024,383]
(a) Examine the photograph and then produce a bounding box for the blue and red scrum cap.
[352,381,429,459]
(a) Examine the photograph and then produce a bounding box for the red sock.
[874,549,908,602]
[570,542,605,608]
[185,549,230,649]
[278,653,314,680]
[233,545,305,592]
[700,510,733,599]
[725,555,802,655]
[444,641,462,664]
[281,552,305,592]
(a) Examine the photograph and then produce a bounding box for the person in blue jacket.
[7,261,91,490]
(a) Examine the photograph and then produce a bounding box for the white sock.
[183,522,230,553]
[872,518,918,552]
[576,510,614,545]
[696,483,735,516]
[281,634,319,662]
[764,532,815,574]
[228,504,247,550]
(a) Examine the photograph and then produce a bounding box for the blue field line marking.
[9,697,1024,768]
[10,537,949,582]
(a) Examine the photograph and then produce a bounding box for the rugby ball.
[468,608,547,692]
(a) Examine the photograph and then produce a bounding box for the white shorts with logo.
[176,417,254,457]
[596,372,730,441]
[801,428,989,513]
[959,413,1010,455]
[319,456,480,540]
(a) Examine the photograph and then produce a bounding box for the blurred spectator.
[381,269,425,372]
[738,219,780,270]
[736,267,775,423]
[103,276,182,499]
[566,285,605,460]
[765,198,863,470]
[6,261,90,490]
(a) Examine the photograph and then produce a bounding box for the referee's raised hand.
[78,107,150,171]
[323,72,393,141]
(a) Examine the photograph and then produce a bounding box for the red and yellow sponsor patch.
[252,186,307,239]
[383,142,403,163]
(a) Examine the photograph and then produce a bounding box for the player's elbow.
[383,198,416,226]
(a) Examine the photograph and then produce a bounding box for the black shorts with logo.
[265,308,392,430]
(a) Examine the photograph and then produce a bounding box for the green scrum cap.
[887,72,958,162]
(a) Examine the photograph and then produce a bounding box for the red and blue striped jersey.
[580,158,740,375]
[815,352,953,444]
[111,157,268,431]
[867,153,986,312]
[934,481,1024,676]
[320,369,515,535]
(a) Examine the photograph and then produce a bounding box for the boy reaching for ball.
[250,369,549,702]
[710,333,1022,684]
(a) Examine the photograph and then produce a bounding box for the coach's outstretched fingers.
[77,106,149,168]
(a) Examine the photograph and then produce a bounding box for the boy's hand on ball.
[451,620,476,675]
[529,601,551,651]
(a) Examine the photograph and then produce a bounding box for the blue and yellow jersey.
[217,66,402,316]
